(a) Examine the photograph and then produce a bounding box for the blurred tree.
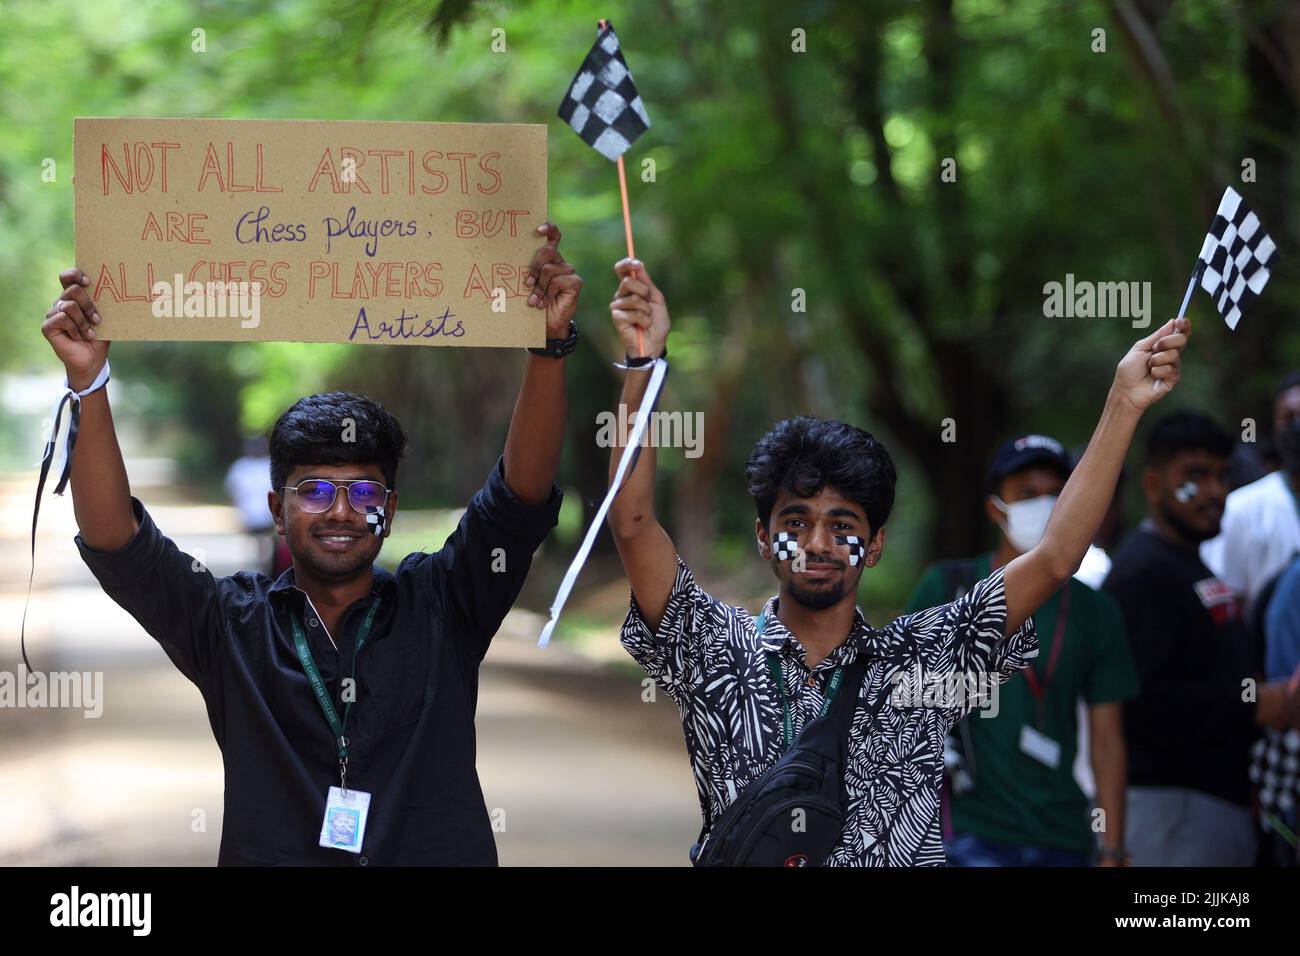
[3,0,1299,606]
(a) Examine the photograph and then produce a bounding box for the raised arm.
[501,222,579,504]
[44,268,226,685]
[605,258,676,631]
[1003,317,1191,633]
[42,268,137,550]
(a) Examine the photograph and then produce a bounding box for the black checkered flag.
[1191,186,1278,330]
[557,21,650,162]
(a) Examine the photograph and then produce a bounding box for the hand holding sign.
[525,222,583,337]
[43,269,110,391]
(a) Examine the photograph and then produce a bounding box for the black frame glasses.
[282,478,391,514]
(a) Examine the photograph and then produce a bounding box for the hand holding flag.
[610,257,670,357]
[1114,316,1191,410]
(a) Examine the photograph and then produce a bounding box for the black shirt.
[75,456,562,865]
[1103,526,1258,806]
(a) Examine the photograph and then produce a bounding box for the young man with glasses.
[41,223,581,865]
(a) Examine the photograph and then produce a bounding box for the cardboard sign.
[74,117,548,347]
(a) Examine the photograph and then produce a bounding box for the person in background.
[224,435,279,576]
[1201,371,1300,616]
[1104,410,1299,866]
[1073,450,1126,590]
[1257,555,1300,866]
[1070,449,1129,801]
[906,434,1138,867]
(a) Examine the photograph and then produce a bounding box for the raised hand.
[1113,317,1191,410]
[525,223,583,337]
[610,257,670,359]
[42,269,109,390]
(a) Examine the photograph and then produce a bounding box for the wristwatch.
[527,319,579,359]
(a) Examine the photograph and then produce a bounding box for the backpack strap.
[826,650,872,738]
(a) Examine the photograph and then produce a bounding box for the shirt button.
[359,855,368,866]
[806,676,817,688]
[309,618,319,628]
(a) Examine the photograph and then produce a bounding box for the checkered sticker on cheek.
[835,535,866,566]
[772,531,801,562]
[365,505,386,537]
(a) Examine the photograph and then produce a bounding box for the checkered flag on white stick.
[557,21,651,162]
[1191,186,1278,330]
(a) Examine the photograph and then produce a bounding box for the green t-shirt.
[905,553,1139,853]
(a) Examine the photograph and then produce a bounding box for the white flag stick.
[1175,268,1200,320]
[538,357,669,647]
[1153,247,1210,391]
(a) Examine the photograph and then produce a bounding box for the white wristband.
[63,360,111,399]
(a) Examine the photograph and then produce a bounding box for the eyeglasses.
[283,479,390,514]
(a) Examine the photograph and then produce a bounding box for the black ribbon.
[20,386,87,673]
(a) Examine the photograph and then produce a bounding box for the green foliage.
[3,0,1299,608]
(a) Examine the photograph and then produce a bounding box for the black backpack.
[691,622,873,867]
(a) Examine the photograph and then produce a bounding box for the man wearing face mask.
[1104,411,1300,866]
[1201,371,1300,616]
[907,434,1138,866]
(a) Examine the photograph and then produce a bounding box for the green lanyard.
[290,595,382,792]
[757,610,847,750]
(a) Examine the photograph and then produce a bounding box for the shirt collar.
[269,563,398,602]
[755,594,874,664]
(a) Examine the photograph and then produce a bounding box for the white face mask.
[990,494,1057,554]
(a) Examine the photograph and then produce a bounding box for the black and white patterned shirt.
[620,556,1038,866]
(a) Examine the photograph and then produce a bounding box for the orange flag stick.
[599,17,644,358]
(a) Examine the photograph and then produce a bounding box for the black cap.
[985,434,1071,496]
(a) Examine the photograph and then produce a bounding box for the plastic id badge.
[1019,725,1061,770]
[319,786,371,853]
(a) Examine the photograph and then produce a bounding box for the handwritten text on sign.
[74,117,548,347]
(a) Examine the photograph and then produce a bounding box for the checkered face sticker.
[365,504,386,537]
[772,531,801,562]
[835,535,866,567]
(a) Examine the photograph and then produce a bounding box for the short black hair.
[745,416,896,534]
[269,391,407,493]
[1145,410,1233,467]
[1276,370,1300,399]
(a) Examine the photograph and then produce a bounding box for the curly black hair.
[269,391,407,493]
[745,416,896,534]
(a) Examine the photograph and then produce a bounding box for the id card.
[319,786,371,853]
[1019,725,1061,769]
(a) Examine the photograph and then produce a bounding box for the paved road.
[0,473,699,866]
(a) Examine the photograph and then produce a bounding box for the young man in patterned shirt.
[603,256,1190,866]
